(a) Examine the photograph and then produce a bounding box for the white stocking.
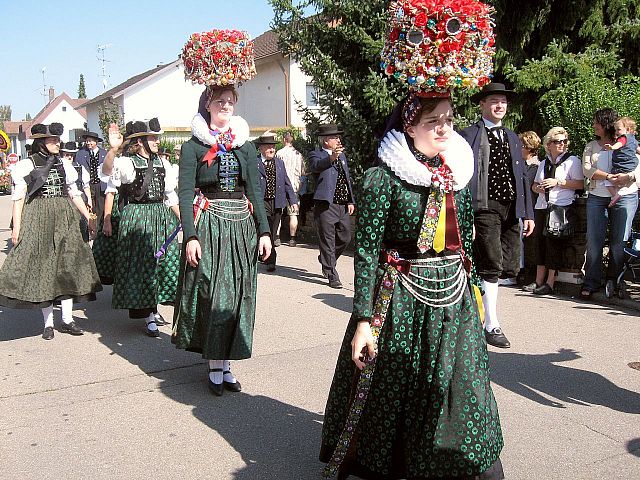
[482,280,501,332]
[42,305,54,328]
[208,360,223,384]
[61,299,73,324]
[223,360,237,384]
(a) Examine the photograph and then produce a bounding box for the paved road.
[0,194,639,479]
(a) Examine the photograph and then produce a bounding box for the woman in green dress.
[320,1,504,478]
[0,123,101,339]
[101,118,181,337]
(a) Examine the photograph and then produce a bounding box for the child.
[604,116,639,206]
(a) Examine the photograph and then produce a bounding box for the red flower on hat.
[415,12,427,27]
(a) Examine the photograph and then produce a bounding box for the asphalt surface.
[0,194,639,480]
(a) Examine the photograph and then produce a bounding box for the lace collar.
[190,113,250,148]
[377,129,474,191]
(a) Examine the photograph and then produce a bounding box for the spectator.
[276,131,306,247]
[519,131,542,281]
[524,127,584,294]
[581,108,640,299]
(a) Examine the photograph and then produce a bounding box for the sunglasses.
[551,138,568,145]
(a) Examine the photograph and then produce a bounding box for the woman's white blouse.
[534,155,584,209]
[101,156,178,207]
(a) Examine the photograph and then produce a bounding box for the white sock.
[42,305,54,328]
[223,360,237,383]
[145,313,158,332]
[482,280,501,332]
[61,299,73,325]
[209,360,223,384]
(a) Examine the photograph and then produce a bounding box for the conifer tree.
[78,74,87,99]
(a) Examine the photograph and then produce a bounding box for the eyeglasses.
[551,138,568,145]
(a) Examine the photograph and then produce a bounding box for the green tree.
[271,0,403,177]
[24,113,32,121]
[98,100,123,147]
[0,105,11,122]
[78,74,87,99]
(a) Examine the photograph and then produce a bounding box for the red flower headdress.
[181,29,257,86]
[381,0,495,96]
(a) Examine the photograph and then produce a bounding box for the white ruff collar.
[377,129,474,191]
[191,113,250,148]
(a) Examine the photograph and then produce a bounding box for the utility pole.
[97,44,113,91]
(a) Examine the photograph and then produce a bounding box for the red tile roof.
[31,92,87,128]
[2,121,31,135]
[253,30,281,59]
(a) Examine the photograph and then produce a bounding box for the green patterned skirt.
[92,194,121,285]
[320,256,503,479]
[0,196,102,308]
[111,202,179,311]
[172,201,258,360]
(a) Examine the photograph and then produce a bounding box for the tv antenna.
[41,67,48,105]
[97,43,113,91]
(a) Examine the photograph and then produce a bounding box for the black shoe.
[274,237,281,247]
[289,238,297,247]
[58,321,84,335]
[485,328,511,348]
[329,279,343,289]
[522,282,539,293]
[145,320,160,337]
[153,313,166,326]
[42,326,54,340]
[267,264,276,272]
[223,370,242,392]
[605,279,615,299]
[208,368,224,396]
[533,283,554,295]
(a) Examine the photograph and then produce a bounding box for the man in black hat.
[76,131,107,220]
[460,82,535,349]
[308,124,355,289]
[255,133,298,272]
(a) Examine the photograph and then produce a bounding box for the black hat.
[254,133,278,145]
[470,82,516,104]
[317,124,343,136]
[31,122,64,139]
[61,141,79,153]
[82,131,104,142]
[125,118,163,139]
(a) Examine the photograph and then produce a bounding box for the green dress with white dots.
[320,164,503,479]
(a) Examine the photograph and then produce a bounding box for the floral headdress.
[381,0,495,97]
[181,29,257,86]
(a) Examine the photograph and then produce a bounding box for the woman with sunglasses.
[581,109,640,299]
[526,128,584,295]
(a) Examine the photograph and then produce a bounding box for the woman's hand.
[108,123,123,151]
[258,235,272,262]
[10,226,19,246]
[351,320,376,370]
[609,173,634,188]
[186,238,202,267]
[103,216,112,237]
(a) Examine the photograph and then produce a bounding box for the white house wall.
[236,55,287,132]
[124,64,202,130]
[41,99,87,142]
[289,58,316,128]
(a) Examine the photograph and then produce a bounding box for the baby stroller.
[608,229,640,299]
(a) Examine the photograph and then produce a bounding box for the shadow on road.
[311,292,352,313]
[0,307,43,340]
[627,438,640,457]
[262,264,329,287]
[489,348,640,413]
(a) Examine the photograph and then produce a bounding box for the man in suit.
[256,133,298,272]
[75,131,107,221]
[460,83,535,349]
[308,124,355,289]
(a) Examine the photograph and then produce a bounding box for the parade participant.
[172,29,271,396]
[276,131,306,246]
[255,133,298,272]
[0,123,101,339]
[76,131,107,219]
[91,190,120,285]
[309,124,355,289]
[101,118,180,337]
[61,141,91,241]
[320,1,504,478]
[460,83,535,349]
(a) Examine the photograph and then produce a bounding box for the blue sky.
[4,0,286,121]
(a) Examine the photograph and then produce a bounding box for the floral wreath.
[381,0,495,96]
[181,29,257,86]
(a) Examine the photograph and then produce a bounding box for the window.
[306,83,319,107]
[62,106,67,112]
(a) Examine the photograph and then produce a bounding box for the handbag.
[544,203,576,238]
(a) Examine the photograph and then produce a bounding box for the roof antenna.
[97,44,113,91]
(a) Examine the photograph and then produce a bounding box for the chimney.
[49,87,55,103]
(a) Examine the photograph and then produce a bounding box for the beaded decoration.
[381,0,495,96]
[181,29,256,86]
[202,129,236,166]
[218,151,240,192]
